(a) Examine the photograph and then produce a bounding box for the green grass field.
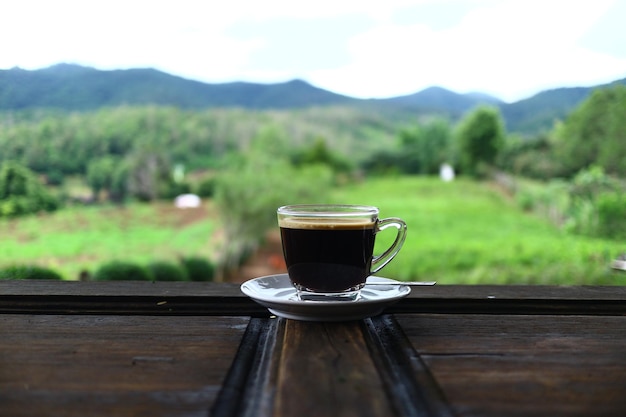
[334,176,625,285]
[0,203,216,280]
[1,176,624,284]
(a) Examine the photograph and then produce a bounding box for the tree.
[397,118,452,175]
[396,126,423,174]
[126,150,172,201]
[563,166,626,238]
[213,129,333,279]
[86,156,118,201]
[109,161,130,203]
[293,137,354,179]
[455,106,506,177]
[0,161,59,217]
[553,85,626,177]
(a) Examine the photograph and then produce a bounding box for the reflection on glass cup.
[277,204,407,301]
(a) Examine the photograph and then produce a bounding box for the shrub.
[596,192,626,240]
[0,161,60,218]
[147,261,189,281]
[564,167,626,238]
[195,176,216,198]
[159,181,192,200]
[180,257,215,282]
[93,261,152,281]
[455,106,506,177]
[0,265,63,280]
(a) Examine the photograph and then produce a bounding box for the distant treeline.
[0,106,399,197]
[4,64,626,136]
[2,85,626,271]
[1,84,626,202]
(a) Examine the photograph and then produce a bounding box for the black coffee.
[279,218,376,292]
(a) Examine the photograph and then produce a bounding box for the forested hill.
[1,63,625,135]
[0,64,356,110]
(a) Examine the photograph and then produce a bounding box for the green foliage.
[146,261,189,281]
[0,161,60,217]
[397,118,453,174]
[455,106,506,177]
[293,137,354,177]
[160,181,193,200]
[553,85,626,177]
[0,176,623,284]
[361,118,453,176]
[110,160,130,202]
[514,179,569,226]
[45,169,65,186]
[335,176,623,285]
[595,193,626,240]
[501,86,591,134]
[498,134,562,180]
[195,176,217,198]
[0,202,216,281]
[564,167,626,238]
[360,149,404,176]
[93,261,152,281]
[6,64,626,137]
[513,168,626,241]
[126,150,173,202]
[0,265,63,280]
[0,65,356,111]
[180,257,215,282]
[214,127,333,273]
[568,166,622,201]
[86,156,118,200]
[0,106,400,187]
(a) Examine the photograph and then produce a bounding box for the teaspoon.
[367,280,436,286]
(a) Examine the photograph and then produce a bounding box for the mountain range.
[1,63,624,135]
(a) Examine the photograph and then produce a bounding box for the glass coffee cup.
[277,204,407,301]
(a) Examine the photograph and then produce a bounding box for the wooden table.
[1,281,625,417]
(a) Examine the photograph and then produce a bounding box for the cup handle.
[371,217,407,274]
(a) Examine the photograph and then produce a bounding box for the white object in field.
[174,194,201,208]
[440,164,455,182]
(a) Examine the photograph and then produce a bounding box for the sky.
[2,0,626,103]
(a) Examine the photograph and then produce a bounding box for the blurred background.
[1,0,625,284]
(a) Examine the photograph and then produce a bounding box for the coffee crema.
[279,218,377,293]
[278,217,375,230]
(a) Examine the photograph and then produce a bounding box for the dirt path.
[225,231,287,284]
[159,201,287,284]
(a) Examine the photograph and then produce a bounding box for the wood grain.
[397,314,626,417]
[1,281,624,316]
[0,314,249,417]
[272,320,396,417]
[1,281,625,417]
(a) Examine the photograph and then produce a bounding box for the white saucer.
[240,274,411,322]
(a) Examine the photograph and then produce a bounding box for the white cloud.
[308,0,626,101]
[2,0,625,101]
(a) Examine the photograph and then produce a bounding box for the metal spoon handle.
[367,280,436,286]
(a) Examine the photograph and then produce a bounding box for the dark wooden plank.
[0,314,249,417]
[397,314,626,417]
[0,280,245,297]
[272,320,396,417]
[0,280,259,316]
[214,316,458,417]
[0,293,263,316]
[363,315,455,417]
[2,281,624,301]
[407,285,626,301]
[1,282,624,316]
[0,281,260,316]
[213,318,398,417]
[212,317,285,417]
[393,285,626,315]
